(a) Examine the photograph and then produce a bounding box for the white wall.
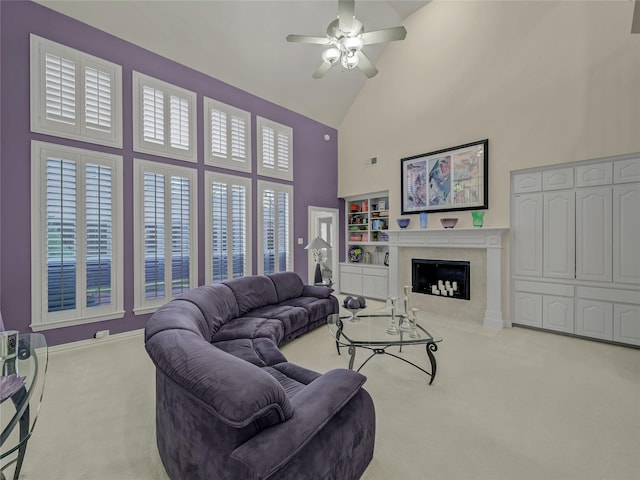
[338,0,640,321]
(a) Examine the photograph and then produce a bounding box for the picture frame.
[401,139,488,214]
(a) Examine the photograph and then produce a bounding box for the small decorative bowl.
[396,218,411,229]
[440,218,458,228]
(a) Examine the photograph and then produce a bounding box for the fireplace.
[412,259,470,300]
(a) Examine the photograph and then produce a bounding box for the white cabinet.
[514,292,542,327]
[613,304,640,346]
[576,299,613,341]
[513,193,543,277]
[613,184,640,284]
[511,155,640,347]
[339,263,388,299]
[542,295,574,333]
[543,191,575,279]
[575,187,612,282]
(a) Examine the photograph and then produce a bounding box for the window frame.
[204,171,253,283]
[257,116,293,181]
[204,97,252,173]
[133,159,198,314]
[30,140,124,331]
[30,34,123,149]
[257,180,294,275]
[132,72,197,163]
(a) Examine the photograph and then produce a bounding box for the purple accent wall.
[0,1,343,346]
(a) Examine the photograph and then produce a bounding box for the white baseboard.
[48,328,144,355]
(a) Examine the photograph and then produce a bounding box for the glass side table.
[1,333,48,480]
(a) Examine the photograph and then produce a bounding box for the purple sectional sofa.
[145,272,376,480]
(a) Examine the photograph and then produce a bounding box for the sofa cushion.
[146,330,294,427]
[212,338,287,367]
[301,284,334,298]
[223,275,279,316]
[144,300,209,341]
[280,297,338,325]
[173,283,239,339]
[250,305,310,337]
[268,271,305,302]
[210,317,284,345]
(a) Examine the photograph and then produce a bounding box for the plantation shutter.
[211,182,228,283]
[143,172,165,300]
[143,86,164,145]
[262,188,276,274]
[257,117,292,181]
[46,158,77,312]
[170,175,191,295]
[277,131,289,172]
[85,163,113,307]
[230,115,247,161]
[277,190,290,271]
[210,109,227,158]
[262,126,276,169]
[45,53,76,125]
[84,66,112,132]
[231,183,247,277]
[170,95,190,151]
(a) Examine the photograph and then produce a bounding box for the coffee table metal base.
[340,341,439,385]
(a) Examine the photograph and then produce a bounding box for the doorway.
[307,206,339,289]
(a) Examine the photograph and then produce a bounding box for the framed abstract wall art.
[401,139,488,214]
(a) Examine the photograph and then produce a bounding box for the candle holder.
[386,297,400,335]
[400,285,412,331]
[409,307,420,338]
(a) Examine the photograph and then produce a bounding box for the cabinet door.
[514,292,542,327]
[576,162,613,187]
[613,303,640,346]
[340,272,362,296]
[576,299,613,340]
[542,295,574,333]
[363,275,388,300]
[543,191,575,279]
[513,172,542,193]
[613,184,640,284]
[576,187,612,282]
[543,168,574,190]
[513,193,543,277]
[613,158,640,184]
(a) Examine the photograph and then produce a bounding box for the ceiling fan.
[633,0,640,33]
[286,0,407,79]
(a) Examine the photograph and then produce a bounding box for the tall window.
[132,72,197,163]
[205,172,252,283]
[204,97,251,173]
[257,116,293,181]
[30,34,123,148]
[258,181,293,274]
[133,160,198,313]
[30,141,123,330]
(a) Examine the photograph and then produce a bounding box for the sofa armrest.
[229,368,366,479]
[301,285,334,298]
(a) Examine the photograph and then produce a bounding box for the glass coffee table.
[327,311,443,385]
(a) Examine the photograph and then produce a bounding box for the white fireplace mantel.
[387,227,509,329]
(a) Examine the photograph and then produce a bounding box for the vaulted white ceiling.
[36,0,429,128]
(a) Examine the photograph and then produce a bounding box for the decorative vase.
[471,211,485,227]
[420,212,428,229]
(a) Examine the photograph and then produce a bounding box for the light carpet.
[13,303,640,480]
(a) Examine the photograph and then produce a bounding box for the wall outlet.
[94,329,110,339]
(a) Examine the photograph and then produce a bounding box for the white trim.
[257,180,294,275]
[31,140,124,328]
[48,328,144,355]
[257,116,293,181]
[203,97,252,173]
[204,171,253,283]
[30,310,126,331]
[30,34,123,148]
[133,159,198,312]
[132,71,197,163]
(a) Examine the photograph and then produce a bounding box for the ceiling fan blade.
[632,0,640,33]
[312,62,333,79]
[356,51,378,78]
[286,34,330,45]
[338,0,355,33]
[362,26,407,45]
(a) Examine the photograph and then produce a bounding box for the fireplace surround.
[387,228,508,329]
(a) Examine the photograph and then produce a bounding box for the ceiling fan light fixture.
[342,35,364,53]
[341,53,359,70]
[322,47,341,65]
